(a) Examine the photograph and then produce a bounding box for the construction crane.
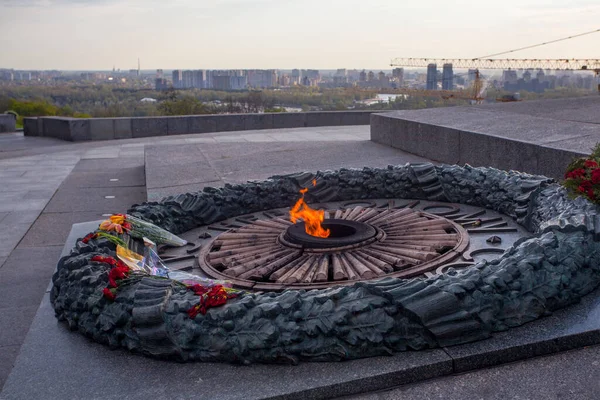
[390,28,600,102]
[390,58,600,102]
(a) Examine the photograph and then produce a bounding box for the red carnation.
[91,255,117,266]
[81,233,97,244]
[187,285,238,319]
[103,288,116,301]
[585,160,598,168]
[108,265,130,288]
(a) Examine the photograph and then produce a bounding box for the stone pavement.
[348,345,600,400]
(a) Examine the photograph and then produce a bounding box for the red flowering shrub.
[563,146,600,203]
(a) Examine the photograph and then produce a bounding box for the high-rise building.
[467,69,478,83]
[247,70,278,88]
[536,69,545,81]
[523,70,532,82]
[193,70,205,88]
[426,64,437,90]
[213,75,232,90]
[392,68,404,86]
[359,70,367,82]
[172,70,182,88]
[442,63,453,90]
[182,70,194,88]
[291,69,301,85]
[155,78,168,90]
[502,70,518,83]
[367,71,375,81]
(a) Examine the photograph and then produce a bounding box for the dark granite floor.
[349,344,600,400]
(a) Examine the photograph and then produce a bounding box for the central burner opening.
[285,218,377,249]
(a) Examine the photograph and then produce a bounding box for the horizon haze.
[0,0,599,70]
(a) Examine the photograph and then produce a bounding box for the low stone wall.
[0,114,16,133]
[23,111,377,141]
[370,108,599,180]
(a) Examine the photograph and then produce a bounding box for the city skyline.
[0,0,599,70]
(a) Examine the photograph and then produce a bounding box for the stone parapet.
[23,111,377,141]
[370,105,600,180]
[0,113,16,133]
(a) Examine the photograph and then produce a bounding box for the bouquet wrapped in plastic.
[99,214,187,247]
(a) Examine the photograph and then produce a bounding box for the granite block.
[89,118,115,140]
[535,146,584,180]
[22,117,39,136]
[305,111,343,127]
[244,113,274,130]
[214,114,246,132]
[458,131,538,174]
[114,118,132,139]
[41,117,71,141]
[370,113,392,146]
[167,116,190,135]
[386,118,460,164]
[131,117,168,138]
[189,115,217,133]
[0,114,16,133]
[273,112,307,129]
[37,118,44,137]
[68,119,91,141]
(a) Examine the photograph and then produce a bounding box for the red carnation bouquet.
[563,145,600,203]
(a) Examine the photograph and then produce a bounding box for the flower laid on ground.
[91,255,132,301]
[187,284,240,318]
[563,144,600,204]
[98,214,187,247]
[99,214,131,234]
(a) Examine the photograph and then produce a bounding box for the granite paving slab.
[59,167,145,188]
[475,95,600,124]
[145,140,430,200]
[351,345,600,400]
[44,186,146,213]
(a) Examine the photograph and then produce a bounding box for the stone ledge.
[23,111,378,141]
[0,114,16,133]
[370,105,600,180]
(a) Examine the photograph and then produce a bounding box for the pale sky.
[0,0,598,70]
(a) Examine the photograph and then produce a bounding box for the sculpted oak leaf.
[343,308,396,346]
[300,298,350,336]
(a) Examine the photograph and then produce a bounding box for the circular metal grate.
[198,206,469,290]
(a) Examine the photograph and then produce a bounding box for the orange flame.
[290,187,330,238]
